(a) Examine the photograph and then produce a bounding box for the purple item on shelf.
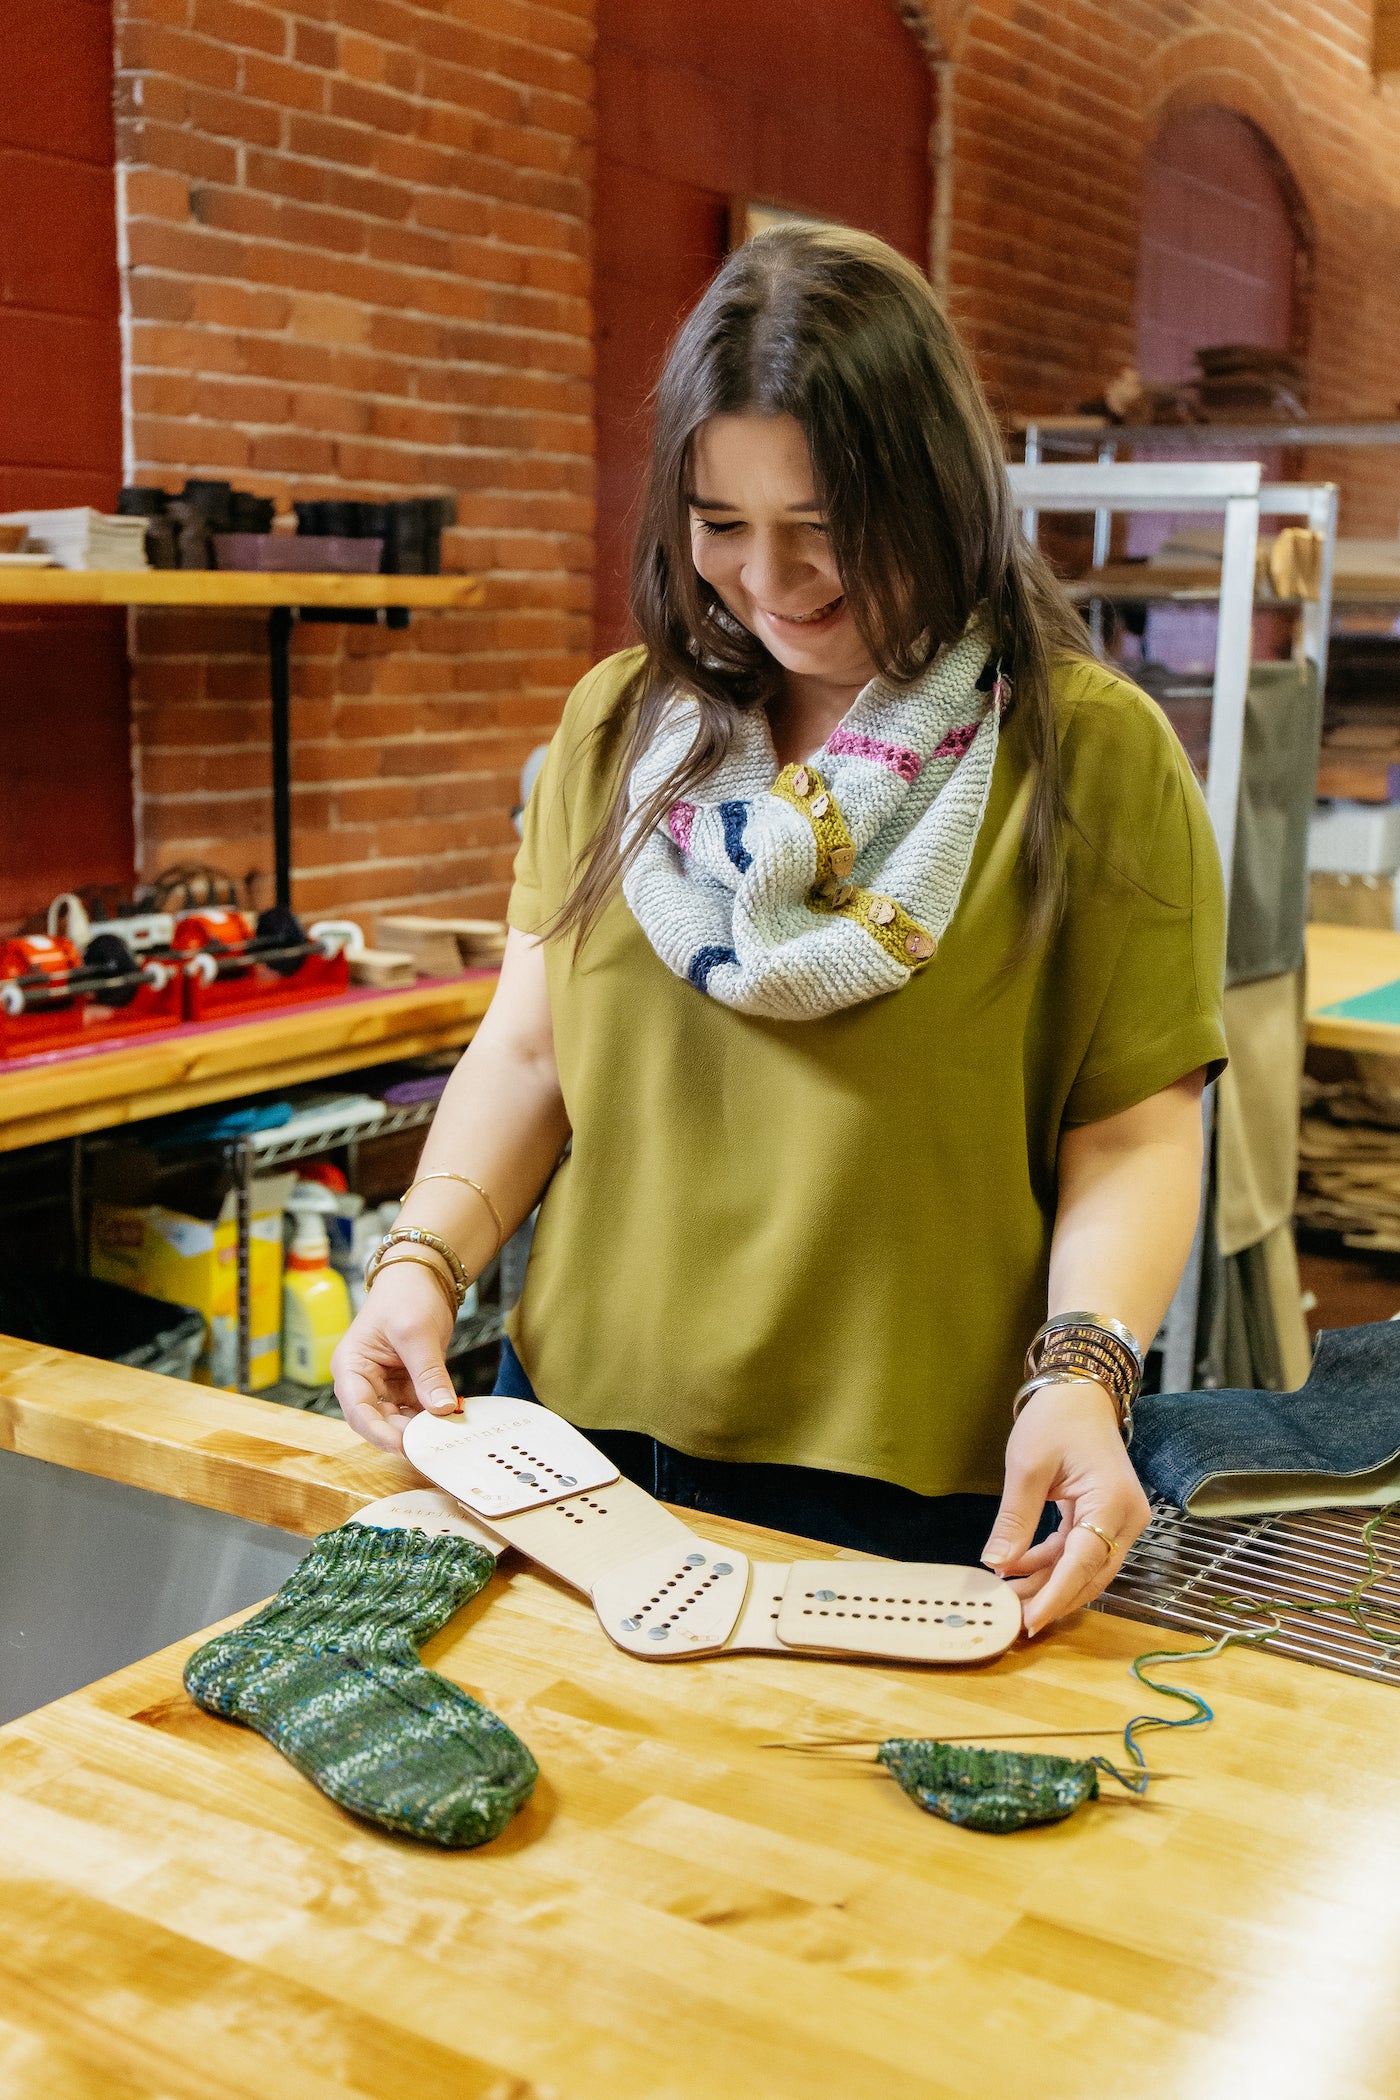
[381,1073,451,1107]
[213,535,384,573]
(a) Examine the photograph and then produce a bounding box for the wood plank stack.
[1297,1074,1400,1249]
[373,915,507,977]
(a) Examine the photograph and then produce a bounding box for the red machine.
[0,930,183,1058]
[176,904,349,1021]
[1,879,353,1058]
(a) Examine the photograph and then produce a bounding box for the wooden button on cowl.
[830,847,855,878]
[792,767,811,797]
[868,899,896,927]
[906,932,936,960]
[811,792,830,818]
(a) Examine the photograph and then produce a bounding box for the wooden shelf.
[0,569,483,608]
[0,976,495,1153]
[1015,418,1400,453]
[1065,562,1400,609]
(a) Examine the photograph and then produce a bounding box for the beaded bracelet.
[364,1226,468,1309]
[1032,1310,1145,1381]
[1018,1311,1146,1446]
[369,1249,461,1324]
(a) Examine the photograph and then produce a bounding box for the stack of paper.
[0,508,150,570]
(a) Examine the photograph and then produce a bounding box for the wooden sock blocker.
[360,1398,1023,1666]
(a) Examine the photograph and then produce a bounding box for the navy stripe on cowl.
[687,945,739,994]
[719,801,752,872]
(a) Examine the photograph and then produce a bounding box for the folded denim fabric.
[1133,1321,1400,1516]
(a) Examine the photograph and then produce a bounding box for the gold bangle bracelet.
[369,1250,460,1324]
[399,1170,505,1256]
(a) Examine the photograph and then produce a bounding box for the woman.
[334,227,1225,1636]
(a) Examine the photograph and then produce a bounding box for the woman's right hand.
[331,1264,461,1453]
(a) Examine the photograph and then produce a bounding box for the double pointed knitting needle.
[761,1736,1183,1782]
[761,1727,1132,1750]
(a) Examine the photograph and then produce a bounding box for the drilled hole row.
[633,1568,725,1623]
[493,1442,578,1486]
[802,1609,996,1625]
[803,1592,982,1608]
[553,1494,610,1528]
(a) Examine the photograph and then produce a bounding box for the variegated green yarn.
[877,1739,1099,1833]
[184,1523,537,1848]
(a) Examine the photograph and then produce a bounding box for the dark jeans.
[493,1338,1007,1563]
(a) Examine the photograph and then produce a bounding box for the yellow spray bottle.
[283,1194,353,1386]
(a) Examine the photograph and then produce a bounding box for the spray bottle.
[283,1182,353,1386]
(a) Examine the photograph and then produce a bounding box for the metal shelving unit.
[229,1095,437,1395]
[228,1090,521,1402]
[1008,462,1260,1391]
[1006,460,1341,1391]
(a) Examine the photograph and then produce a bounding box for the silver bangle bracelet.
[1012,1369,1092,1421]
[1012,1367,1136,1446]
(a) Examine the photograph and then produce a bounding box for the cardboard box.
[90,1162,296,1390]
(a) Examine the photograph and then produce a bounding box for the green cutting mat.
[1319,977,1400,1026]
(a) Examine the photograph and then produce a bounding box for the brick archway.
[1140,31,1324,240]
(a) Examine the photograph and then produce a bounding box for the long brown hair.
[555,224,1088,947]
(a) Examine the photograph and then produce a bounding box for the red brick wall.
[593,0,933,650]
[0,0,132,930]
[917,0,1400,533]
[103,0,1400,932]
[114,0,593,922]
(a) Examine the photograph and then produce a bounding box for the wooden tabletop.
[0,1332,406,1534]
[0,976,494,1154]
[5,1340,1400,2095]
[1306,921,1400,1055]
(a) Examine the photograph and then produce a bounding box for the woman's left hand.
[981,1381,1150,1637]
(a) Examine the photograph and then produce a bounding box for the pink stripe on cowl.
[825,726,923,783]
[668,801,696,854]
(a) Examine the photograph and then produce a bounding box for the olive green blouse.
[507,648,1226,1497]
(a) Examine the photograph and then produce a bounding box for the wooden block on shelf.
[1315,755,1400,804]
[373,915,507,976]
[1310,871,1396,931]
[349,947,417,990]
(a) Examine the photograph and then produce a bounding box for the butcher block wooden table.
[4,1341,1400,2097]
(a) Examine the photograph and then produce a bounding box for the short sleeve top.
[507,648,1227,1497]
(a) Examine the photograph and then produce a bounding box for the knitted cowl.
[622,623,1005,1021]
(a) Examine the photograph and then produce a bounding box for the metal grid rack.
[1095,1501,1400,1687]
[229,1097,439,1394]
[229,1093,521,1400]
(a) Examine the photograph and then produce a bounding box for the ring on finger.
[1074,1519,1118,1558]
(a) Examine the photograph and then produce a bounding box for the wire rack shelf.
[1094,1501,1400,1687]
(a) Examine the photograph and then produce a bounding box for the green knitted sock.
[184,1522,537,1847]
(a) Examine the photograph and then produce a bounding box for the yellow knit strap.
[772,762,938,972]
